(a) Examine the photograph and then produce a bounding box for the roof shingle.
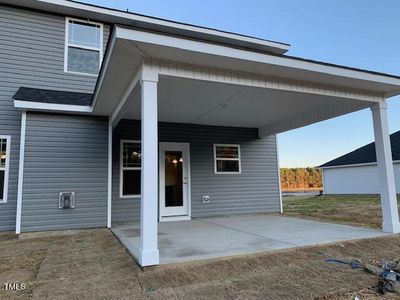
[319,130,400,168]
[13,87,93,106]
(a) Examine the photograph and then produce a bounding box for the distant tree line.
[280,167,322,190]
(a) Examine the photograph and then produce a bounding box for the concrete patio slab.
[112,214,388,264]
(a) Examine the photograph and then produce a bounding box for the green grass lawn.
[283,195,400,229]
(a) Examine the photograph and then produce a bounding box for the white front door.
[159,142,191,221]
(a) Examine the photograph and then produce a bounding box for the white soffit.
[122,76,371,129]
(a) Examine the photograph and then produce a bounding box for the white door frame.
[159,142,191,222]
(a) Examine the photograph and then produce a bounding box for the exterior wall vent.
[58,192,75,209]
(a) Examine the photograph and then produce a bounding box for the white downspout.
[16,111,27,234]
[275,134,283,213]
[107,118,112,228]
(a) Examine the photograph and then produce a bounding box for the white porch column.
[371,101,400,233]
[139,66,159,266]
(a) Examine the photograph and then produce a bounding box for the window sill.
[120,195,141,199]
[214,172,242,175]
[64,70,99,77]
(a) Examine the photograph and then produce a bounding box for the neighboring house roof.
[319,130,400,168]
[13,87,92,106]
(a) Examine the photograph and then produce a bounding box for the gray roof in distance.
[13,87,93,106]
[319,130,400,168]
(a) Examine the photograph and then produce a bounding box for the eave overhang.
[91,26,400,118]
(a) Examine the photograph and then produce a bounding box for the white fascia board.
[319,160,400,170]
[91,29,117,109]
[14,100,93,113]
[115,27,400,89]
[110,67,142,127]
[3,0,289,54]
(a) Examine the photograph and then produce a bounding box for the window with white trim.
[0,136,11,203]
[65,18,103,75]
[120,141,141,197]
[214,144,241,174]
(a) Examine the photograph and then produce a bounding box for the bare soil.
[0,228,399,299]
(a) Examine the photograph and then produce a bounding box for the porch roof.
[90,26,400,135]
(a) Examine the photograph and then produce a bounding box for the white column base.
[382,221,400,234]
[138,249,160,266]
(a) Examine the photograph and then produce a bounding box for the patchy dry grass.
[0,228,399,299]
[283,195,400,229]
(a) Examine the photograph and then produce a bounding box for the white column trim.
[107,118,112,228]
[371,101,400,233]
[16,111,27,234]
[139,65,160,266]
[274,134,283,213]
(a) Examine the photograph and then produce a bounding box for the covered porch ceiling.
[123,76,370,129]
[92,26,400,136]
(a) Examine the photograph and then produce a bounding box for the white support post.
[275,134,283,213]
[139,65,159,266]
[16,111,27,235]
[107,118,112,228]
[371,102,400,233]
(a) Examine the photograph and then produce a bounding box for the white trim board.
[109,67,142,127]
[275,135,283,213]
[14,100,93,113]
[16,112,27,234]
[107,119,112,228]
[0,135,11,204]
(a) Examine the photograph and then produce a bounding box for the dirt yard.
[283,195,400,229]
[0,228,399,299]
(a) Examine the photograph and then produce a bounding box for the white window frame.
[213,144,241,174]
[64,17,104,76]
[120,140,141,198]
[0,136,11,203]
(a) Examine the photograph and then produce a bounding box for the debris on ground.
[325,258,363,269]
[326,257,400,295]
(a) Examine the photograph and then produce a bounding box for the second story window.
[65,18,103,75]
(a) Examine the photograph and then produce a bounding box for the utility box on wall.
[58,192,75,209]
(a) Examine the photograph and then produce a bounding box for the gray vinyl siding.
[112,120,280,224]
[21,113,108,232]
[0,5,109,231]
